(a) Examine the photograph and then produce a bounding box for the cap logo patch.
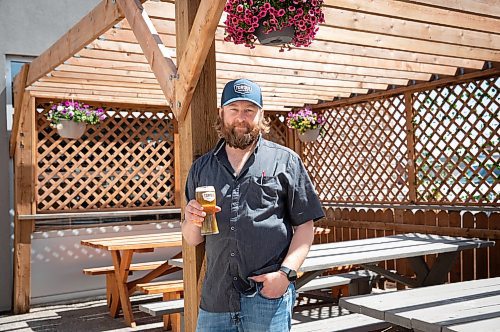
[234,83,252,94]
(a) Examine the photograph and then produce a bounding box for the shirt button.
[230,252,235,257]
[233,276,238,281]
[230,226,235,231]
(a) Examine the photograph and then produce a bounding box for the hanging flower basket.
[287,107,325,143]
[57,119,87,139]
[47,100,106,140]
[223,0,325,50]
[298,127,321,143]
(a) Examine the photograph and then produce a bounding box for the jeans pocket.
[256,283,290,300]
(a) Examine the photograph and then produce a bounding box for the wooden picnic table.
[296,233,494,289]
[339,277,500,332]
[169,233,493,293]
[81,231,183,327]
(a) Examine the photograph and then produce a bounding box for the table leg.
[111,250,135,327]
[407,251,459,286]
[422,251,459,286]
[296,270,325,290]
[163,291,182,332]
[106,273,121,318]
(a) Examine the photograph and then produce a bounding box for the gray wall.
[0,0,101,312]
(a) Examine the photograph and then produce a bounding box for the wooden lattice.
[36,102,176,212]
[413,77,499,205]
[303,96,410,203]
[263,112,288,146]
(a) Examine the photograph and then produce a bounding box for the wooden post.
[176,1,219,331]
[13,94,37,314]
[404,92,417,203]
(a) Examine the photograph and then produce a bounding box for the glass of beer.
[195,186,219,235]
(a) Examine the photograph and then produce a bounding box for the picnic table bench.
[291,313,391,332]
[340,277,500,332]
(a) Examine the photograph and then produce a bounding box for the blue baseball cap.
[221,79,263,108]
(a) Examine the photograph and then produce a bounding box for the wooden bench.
[83,260,168,310]
[298,270,379,298]
[291,313,390,332]
[136,280,184,332]
[83,260,167,276]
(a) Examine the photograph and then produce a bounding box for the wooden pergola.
[10,0,500,330]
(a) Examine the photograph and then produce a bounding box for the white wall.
[31,222,182,305]
[0,0,102,312]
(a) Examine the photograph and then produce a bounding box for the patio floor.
[0,288,398,331]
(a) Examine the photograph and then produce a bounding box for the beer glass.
[195,186,219,235]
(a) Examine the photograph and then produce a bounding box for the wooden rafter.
[115,0,177,109]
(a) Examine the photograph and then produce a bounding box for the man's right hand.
[184,200,221,228]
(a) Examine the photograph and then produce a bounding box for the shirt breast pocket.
[247,176,279,210]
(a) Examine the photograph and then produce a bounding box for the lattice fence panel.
[413,77,499,205]
[303,96,410,203]
[36,102,176,212]
[263,112,288,146]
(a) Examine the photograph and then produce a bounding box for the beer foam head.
[196,186,215,192]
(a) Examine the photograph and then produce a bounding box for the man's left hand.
[249,271,290,299]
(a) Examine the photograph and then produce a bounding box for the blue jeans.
[196,283,296,332]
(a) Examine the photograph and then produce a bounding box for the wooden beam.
[324,0,500,34]
[173,0,225,120]
[320,7,500,52]
[315,26,496,62]
[63,55,383,89]
[30,91,168,107]
[312,68,500,110]
[77,47,410,85]
[9,64,29,158]
[90,38,433,80]
[98,26,461,76]
[26,0,129,86]
[176,0,219,330]
[111,21,482,71]
[31,81,164,95]
[396,0,500,19]
[115,0,177,109]
[13,95,36,314]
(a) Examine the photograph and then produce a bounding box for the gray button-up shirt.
[185,136,324,312]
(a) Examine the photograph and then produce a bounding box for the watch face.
[280,266,297,281]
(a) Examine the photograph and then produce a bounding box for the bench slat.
[83,260,167,275]
[139,299,184,316]
[136,280,184,294]
[298,270,379,293]
[291,313,390,332]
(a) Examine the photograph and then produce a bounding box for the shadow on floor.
[0,296,164,332]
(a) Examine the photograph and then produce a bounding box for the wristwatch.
[279,266,297,282]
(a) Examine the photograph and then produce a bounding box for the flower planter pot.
[255,25,294,46]
[298,127,321,143]
[57,119,86,139]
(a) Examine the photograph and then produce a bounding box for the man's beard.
[217,118,260,149]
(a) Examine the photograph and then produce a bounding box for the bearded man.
[182,79,324,332]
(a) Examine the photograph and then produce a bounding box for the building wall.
[0,0,101,312]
